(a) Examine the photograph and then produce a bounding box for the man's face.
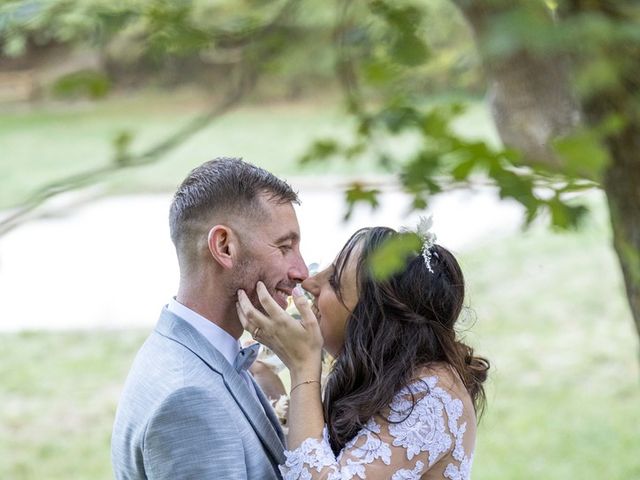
[232,197,308,310]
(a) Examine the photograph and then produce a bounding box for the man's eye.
[279,245,292,253]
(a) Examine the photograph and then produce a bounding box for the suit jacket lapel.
[251,375,287,445]
[155,308,286,466]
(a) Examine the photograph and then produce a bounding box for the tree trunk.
[580,3,640,342]
[602,129,640,341]
[451,0,581,169]
[453,0,640,342]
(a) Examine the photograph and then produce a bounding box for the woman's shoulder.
[412,362,468,396]
[397,361,449,385]
[391,362,475,421]
[367,363,477,477]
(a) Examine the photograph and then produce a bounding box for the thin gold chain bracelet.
[290,380,320,394]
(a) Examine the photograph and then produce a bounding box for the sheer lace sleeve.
[280,374,476,480]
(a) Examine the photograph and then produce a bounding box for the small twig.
[0,67,255,237]
[211,0,298,48]
[0,0,300,237]
[333,0,361,105]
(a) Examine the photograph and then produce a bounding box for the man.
[111,158,308,479]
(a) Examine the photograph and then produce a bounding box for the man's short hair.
[169,158,299,265]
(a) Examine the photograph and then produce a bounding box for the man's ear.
[207,225,238,269]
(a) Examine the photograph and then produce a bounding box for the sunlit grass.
[0,331,146,479]
[461,200,640,479]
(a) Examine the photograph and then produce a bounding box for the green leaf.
[451,158,477,181]
[3,34,27,57]
[299,139,340,165]
[345,142,366,160]
[145,2,211,57]
[369,1,422,30]
[112,130,134,166]
[411,194,428,210]
[379,105,419,133]
[493,169,534,201]
[553,129,610,179]
[401,151,441,190]
[419,105,462,139]
[357,115,373,136]
[362,59,400,86]
[51,69,111,99]
[547,197,589,230]
[524,203,541,227]
[462,141,497,163]
[575,57,621,97]
[343,184,380,220]
[596,114,627,136]
[486,166,541,216]
[369,232,422,279]
[368,1,429,66]
[391,32,430,66]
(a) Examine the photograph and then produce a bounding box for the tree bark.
[602,126,640,341]
[451,0,581,169]
[452,0,640,341]
[580,3,640,342]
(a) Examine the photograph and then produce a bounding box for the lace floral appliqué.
[340,418,392,466]
[279,375,474,480]
[280,427,338,480]
[392,460,425,480]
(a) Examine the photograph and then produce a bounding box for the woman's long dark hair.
[322,227,489,454]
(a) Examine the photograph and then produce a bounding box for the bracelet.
[290,380,320,394]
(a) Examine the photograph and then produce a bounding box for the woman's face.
[301,244,361,358]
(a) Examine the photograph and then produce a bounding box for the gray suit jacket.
[111,308,286,479]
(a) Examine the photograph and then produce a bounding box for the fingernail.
[293,285,304,297]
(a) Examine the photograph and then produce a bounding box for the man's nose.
[289,251,309,283]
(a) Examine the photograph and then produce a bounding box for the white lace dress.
[280,367,476,480]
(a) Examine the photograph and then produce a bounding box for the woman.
[237,225,489,479]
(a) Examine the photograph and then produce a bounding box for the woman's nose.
[301,274,319,295]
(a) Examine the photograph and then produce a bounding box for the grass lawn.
[1,91,637,478]
[0,89,496,210]
[463,201,640,479]
[1,199,638,479]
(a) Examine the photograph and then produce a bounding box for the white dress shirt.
[167,298,260,401]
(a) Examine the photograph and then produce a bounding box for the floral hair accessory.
[417,215,437,273]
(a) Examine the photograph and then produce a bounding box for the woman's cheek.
[319,319,338,354]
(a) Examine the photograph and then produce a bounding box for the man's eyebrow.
[274,232,299,244]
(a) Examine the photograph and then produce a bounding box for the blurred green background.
[1,0,639,478]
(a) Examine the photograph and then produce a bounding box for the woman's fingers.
[292,287,318,330]
[256,281,284,318]
[235,298,251,331]
[237,289,265,332]
[239,282,317,346]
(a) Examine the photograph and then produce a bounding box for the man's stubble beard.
[232,252,269,314]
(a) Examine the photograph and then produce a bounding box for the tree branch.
[208,0,299,48]
[0,65,256,237]
[0,0,303,237]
